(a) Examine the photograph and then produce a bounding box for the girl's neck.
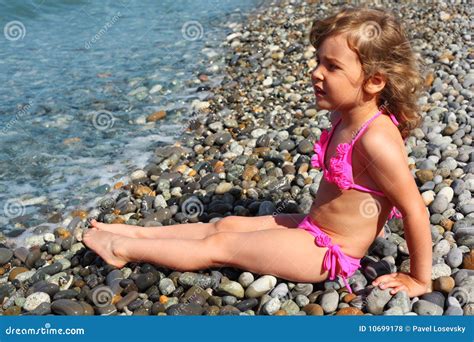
[336,103,381,130]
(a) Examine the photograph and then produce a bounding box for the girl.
[83,6,432,298]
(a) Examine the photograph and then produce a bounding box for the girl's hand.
[372,272,430,298]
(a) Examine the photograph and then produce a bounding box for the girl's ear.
[364,72,387,96]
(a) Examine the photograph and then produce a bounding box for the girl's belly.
[308,180,392,258]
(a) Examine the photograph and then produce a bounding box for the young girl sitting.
[83,6,432,298]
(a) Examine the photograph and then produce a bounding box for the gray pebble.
[320,289,339,313]
[413,300,443,315]
[366,287,392,315]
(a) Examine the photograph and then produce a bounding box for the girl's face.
[311,33,367,112]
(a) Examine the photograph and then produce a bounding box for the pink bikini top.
[311,108,402,220]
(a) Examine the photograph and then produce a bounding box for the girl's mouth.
[315,88,326,97]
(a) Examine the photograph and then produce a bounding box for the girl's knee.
[214,215,243,233]
[203,232,236,266]
[214,216,230,233]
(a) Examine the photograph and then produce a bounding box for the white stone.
[437,186,454,202]
[421,190,435,205]
[245,275,277,298]
[23,292,51,312]
[263,77,273,86]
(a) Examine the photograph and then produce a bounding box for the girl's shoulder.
[357,116,408,163]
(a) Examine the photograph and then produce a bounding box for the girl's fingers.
[390,285,408,295]
[372,273,397,286]
[377,279,402,290]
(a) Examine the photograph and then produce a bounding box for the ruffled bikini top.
[311,108,403,220]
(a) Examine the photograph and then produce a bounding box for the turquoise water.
[0,0,263,235]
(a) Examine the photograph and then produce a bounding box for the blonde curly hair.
[309,6,428,139]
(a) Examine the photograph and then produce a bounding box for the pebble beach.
[0,0,473,316]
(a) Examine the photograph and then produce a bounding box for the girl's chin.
[315,100,330,109]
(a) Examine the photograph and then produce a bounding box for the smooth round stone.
[422,191,435,205]
[0,248,13,265]
[263,297,281,315]
[278,139,296,151]
[297,139,313,154]
[8,267,29,281]
[105,269,123,294]
[336,307,364,315]
[294,295,309,308]
[369,238,397,257]
[432,263,452,279]
[158,278,176,296]
[430,195,450,213]
[47,243,62,255]
[130,170,147,181]
[387,291,411,313]
[245,275,277,298]
[421,291,446,308]
[55,258,71,271]
[416,169,434,183]
[366,287,392,315]
[433,239,451,257]
[383,307,404,315]
[221,296,237,305]
[214,132,232,146]
[199,174,220,189]
[446,296,461,308]
[413,300,443,315]
[251,128,267,139]
[135,272,158,292]
[13,247,29,262]
[281,299,300,315]
[95,303,117,315]
[178,272,213,289]
[238,272,254,287]
[320,290,338,313]
[24,292,51,312]
[433,276,455,293]
[446,247,463,268]
[291,283,313,296]
[218,279,244,299]
[215,182,232,194]
[302,304,324,315]
[51,299,85,315]
[166,303,204,316]
[444,306,463,315]
[26,302,52,315]
[257,201,276,216]
[235,298,259,312]
[363,260,394,281]
[53,289,79,300]
[420,181,435,191]
[219,305,241,315]
[28,280,59,298]
[270,283,289,299]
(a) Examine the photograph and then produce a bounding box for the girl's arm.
[358,127,432,297]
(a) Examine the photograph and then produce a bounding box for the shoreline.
[0,0,473,316]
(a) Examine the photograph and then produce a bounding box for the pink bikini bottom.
[297,215,361,293]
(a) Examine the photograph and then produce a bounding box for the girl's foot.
[89,219,140,238]
[82,229,129,268]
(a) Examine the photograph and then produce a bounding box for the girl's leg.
[91,214,307,240]
[83,223,329,283]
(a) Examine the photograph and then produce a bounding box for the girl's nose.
[311,65,323,82]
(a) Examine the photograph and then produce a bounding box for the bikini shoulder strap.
[351,109,383,142]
